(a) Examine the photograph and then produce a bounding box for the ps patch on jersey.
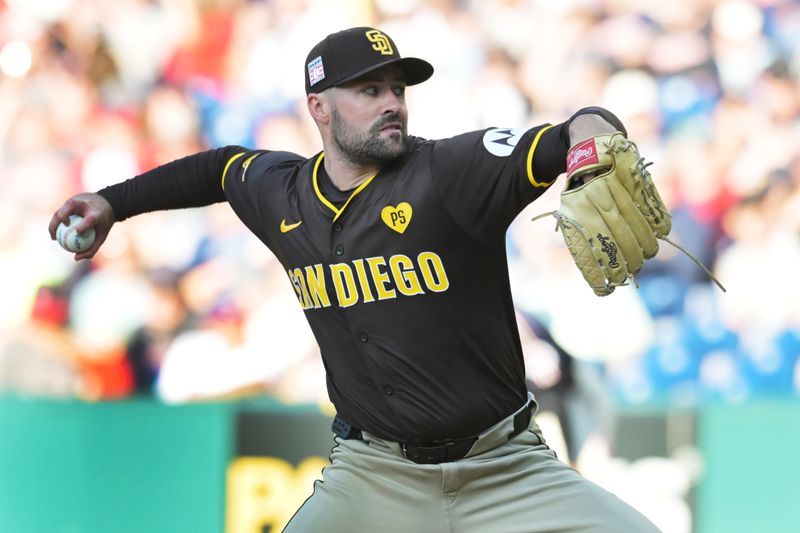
[308,56,325,86]
[381,202,412,234]
[482,128,526,157]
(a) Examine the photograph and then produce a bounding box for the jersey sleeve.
[428,123,569,243]
[220,149,305,235]
[97,146,246,222]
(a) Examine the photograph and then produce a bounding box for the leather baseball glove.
[534,132,724,296]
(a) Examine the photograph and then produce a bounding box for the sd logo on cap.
[304,27,434,95]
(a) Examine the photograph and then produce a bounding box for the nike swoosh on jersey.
[280,219,303,233]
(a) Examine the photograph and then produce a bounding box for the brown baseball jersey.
[99,124,571,443]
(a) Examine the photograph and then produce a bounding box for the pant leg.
[283,436,450,533]
[449,423,662,533]
[285,416,661,533]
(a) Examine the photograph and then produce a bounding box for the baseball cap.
[305,27,434,95]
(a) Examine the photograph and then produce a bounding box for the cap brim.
[333,57,434,89]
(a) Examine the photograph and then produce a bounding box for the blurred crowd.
[1,0,799,410]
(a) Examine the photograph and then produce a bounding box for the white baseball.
[56,215,96,253]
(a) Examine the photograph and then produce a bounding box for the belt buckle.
[402,441,451,464]
[403,438,474,464]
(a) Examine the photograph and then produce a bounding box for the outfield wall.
[0,396,797,533]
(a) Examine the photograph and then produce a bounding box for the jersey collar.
[312,152,376,222]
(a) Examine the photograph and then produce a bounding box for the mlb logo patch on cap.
[308,56,325,86]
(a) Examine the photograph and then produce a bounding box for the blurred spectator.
[125,268,191,394]
[0,285,83,398]
[155,294,262,403]
[715,175,800,337]
[517,311,614,467]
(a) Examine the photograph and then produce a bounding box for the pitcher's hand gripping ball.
[56,215,96,253]
[534,132,724,296]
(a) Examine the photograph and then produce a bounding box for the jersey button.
[383,385,394,395]
[335,245,344,256]
[359,333,368,343]
[333,223,343,232]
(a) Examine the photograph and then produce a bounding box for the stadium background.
[0,0,799,532]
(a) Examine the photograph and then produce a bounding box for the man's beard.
[331,108,408,166]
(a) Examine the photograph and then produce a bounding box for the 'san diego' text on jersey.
[287,251,450,310]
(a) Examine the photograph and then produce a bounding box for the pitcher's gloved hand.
[534,132,724,296]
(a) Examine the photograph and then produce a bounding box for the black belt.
[331,402,534,465]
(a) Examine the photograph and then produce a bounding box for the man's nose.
[381,92,403,114]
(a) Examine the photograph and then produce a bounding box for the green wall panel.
[696,402,800,533]
[0,397,232,533]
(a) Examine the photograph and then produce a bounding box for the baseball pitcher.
[50,27,669,532]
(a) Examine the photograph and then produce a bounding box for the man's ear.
[307,93,331,125]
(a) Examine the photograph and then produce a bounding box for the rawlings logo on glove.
[566,138,600,175]
[596,233,619,268]
[534,132,725,296]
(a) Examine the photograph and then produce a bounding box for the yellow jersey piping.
[240,153,261,182]
[312,152,377,222]
[221,152,246,191]
[526,124,555,188]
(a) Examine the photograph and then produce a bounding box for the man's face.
[328,65,408,166]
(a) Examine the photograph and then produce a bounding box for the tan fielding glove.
[534,132,724,296]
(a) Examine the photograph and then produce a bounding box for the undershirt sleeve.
[96,146,246,221]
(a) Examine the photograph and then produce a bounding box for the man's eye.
[393,86,406,97]
[364,87,378,96]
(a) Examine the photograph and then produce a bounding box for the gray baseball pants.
[284,397,661,532]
